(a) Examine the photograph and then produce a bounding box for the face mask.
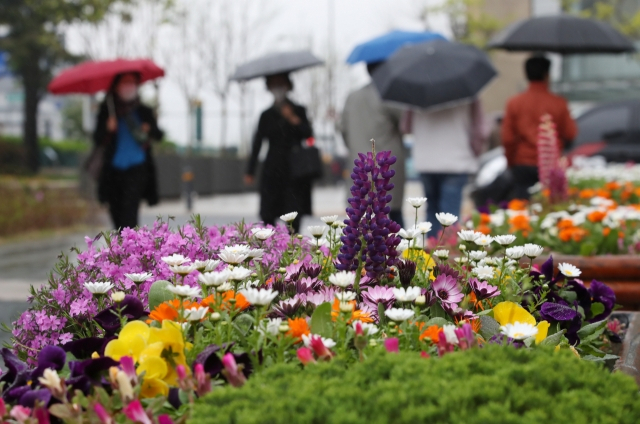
[117,83,138,102]
[269,87,288,103]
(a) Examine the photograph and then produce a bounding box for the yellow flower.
[535,321,550,344]
[493,301,549,344]
[104,321,150,362]
[402,248,436,281]
[140,377,169,398]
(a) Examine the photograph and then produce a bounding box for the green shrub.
[191,346,640,424]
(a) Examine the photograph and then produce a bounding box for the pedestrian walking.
[93,72,163,230]
[341,62,406,228]
[405,100,485,235]
[244,73,314,233]
[501,56,577,199]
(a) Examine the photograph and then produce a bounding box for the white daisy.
[494,235,517,246]
[161,254,190,267]
[251,228,275,240]
[280,212,298,222]
[239,288,278,306]
[124,272,153,284]
[500,322,538,340]
[523,243,544,259]
[392,286,422,302]
[384,308,415,322]
[328,271,356,288]
[406,197,427,208]
[167,285,202,299]
[320,215,339,225]
[435,212,458,227]
[506,246,525,260]
[84,281,113,295]
[558,263,581,278]
[433,249,449,259]
[473,266,494,280]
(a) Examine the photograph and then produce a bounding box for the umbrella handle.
[107,93,116,117]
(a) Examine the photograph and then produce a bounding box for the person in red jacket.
[501,56,577,199]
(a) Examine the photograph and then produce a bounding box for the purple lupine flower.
[336,150,401,279]
[468,278,501,300]
[431,274,464,306]
[361,285,395,311]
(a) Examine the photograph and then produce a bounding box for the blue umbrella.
[346,30,446,64]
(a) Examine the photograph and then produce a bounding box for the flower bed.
[0,150,629,422]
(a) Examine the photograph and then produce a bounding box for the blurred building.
[0,51,65,140]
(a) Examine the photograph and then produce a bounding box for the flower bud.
[210,312,221,321]
[116,370,134,401]
[278,324,290,333]
[369,339,378,347]
[296,235,303,239]
[543,283,549,289]
[459,244,466,251]
[339,301,353,313]
[278,267,287,273]
[415,295,426,305]
[111,291,125,303]
[251,272,258,278]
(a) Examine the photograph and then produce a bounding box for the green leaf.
[582,354,619,363]
[579,242,596,256]
[430,302,447,319]
[539,330,567,347]
[233,314,254,336]
[577,320,607,340]
[148,280,174,311]
[479,315,500,340]
[590,303,605,318]
[310,302,333,338]
[424,317,450,327]
[378,302,387,326]
[524,336,536,347]
[48,404,75,420]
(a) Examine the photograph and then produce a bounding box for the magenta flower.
[454,323,475,350]
[122,400,151,424]
[119,356,136,384]
[93,403,113,424]
[384,338,399,353]
[296,347,316,365]
[468,278,501,300]
[221,353,246,388]
[431,274,464,305]
[194,363,211,397]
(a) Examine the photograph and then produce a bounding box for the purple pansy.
[589,280,616,322]
[540,302,578,322]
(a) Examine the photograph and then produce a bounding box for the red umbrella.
[48,58,164,94]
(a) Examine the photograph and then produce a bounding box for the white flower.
[416,222,432,234]
[454,257,468,264]
[500,322,538,340]
[506,246,525,260]
[473,266,494,280]
[523,243,544,258]
[264,318,283,336]
[228,266,252,281]
[474,235,493,247]
[308,238,329,248]
[167,285,202,299]
[216,282,233,292]
[335,291,356,302]
[435,212,458,227]
[352,320,379,336]
[398,227,421,240]
[489,212,505,227]
[494,235,517,246]
[406,197,427,208]
[38,368,62,395]
[192,259,220,272]
[184,306,209,322]
[124,272,153,283]
[468,250,487,261]
[218,245,251,265]
[280,212,298,222]
[457,230,481,242]
[328,271,356,288]
[320,215,339,224]
[198,270,231,287]
[84,281,114,294]
[239,288,278,305]
[302,334,336,349]
[392,286,422,302]
[170,264,197,276]
[442,324,459,344]
[238,280,260,290]
[433,249,449,259]
[247,249,264,260]
[308,226,326,238]
[161,254,190,266]
[531,203,543,213]
[558,263,581,278]
[384,308,415,322]
[251,228,275,240]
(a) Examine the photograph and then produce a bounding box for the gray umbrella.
[371,40,497,110]
[230,50,324,81]
[488,15,636,54]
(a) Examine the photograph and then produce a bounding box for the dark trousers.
[107,164,148,230]
[510,166,539,200]
[420,173,468,235]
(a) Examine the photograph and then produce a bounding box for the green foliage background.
[192,346,640,424]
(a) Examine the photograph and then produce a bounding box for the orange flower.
[596,189,611,199]
[476,224,491,235]
[201,291,250,311]
[419,325,440,343]
[557,219,574,230]
[605,181,621,191]
[587,210,606,223]
[559,228,574,242]
[287,317,310,342]
[508,199,528,211]
[571,228,588,242]
[479,213,491,225]
[602,227,611,236]
[146,299,198,323]
[509,214,532,235]
[579,189,596,199]
[331,299,374,323]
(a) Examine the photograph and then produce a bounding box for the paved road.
[0,181,435,345]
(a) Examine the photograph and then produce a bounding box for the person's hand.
[243,175,255,185]
[106,116,117,132]
[280,104,301,125]
[141,123,150,133]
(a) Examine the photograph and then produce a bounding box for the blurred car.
[470,98,640,206]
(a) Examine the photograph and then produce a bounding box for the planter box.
[615,311,640,386]
[535,254,640,310]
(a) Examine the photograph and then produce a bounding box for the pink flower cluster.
[12,220,293,362]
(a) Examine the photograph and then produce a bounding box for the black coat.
[246,100,313,224]
[93,101,163,206]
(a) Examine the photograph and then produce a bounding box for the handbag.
[289,145,323,180]
[84,144,105,180]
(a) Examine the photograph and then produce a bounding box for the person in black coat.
[244,73,313,233]
[92,72,163,230]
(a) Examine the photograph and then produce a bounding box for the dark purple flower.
[302,263,322,279]
[0,348,28,386]
[63,336,115,360]
[589,280,616,321]
[488,334,524,348]
[336,150,401,279]
[19,389,51,408]
[433,264,461,281]
[30,345,67,382]
[396,260,416,288]
[540,302,578,322]
[431,274,464,306]
[361,285,395,311]
[468,278,501,300]
[67,356,119,394]
[443,305,477,321]
[193,343,252,382]
[565,281,592,319]
[94,295,146,335]
[270,299,303,318]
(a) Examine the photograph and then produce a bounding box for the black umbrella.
[371,40,497,110]
[230,50,324,81]
[488,15,636,54]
